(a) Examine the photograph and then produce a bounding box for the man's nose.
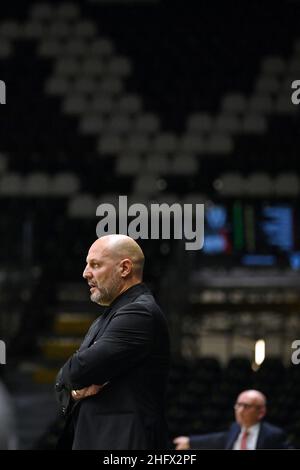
[83,266,91,279]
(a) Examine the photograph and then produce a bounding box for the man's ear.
[258,406,266,420]
[120,258,133,278]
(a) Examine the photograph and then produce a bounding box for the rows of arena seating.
[1,1,300,448]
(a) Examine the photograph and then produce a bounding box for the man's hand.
[71,384,104,401]
[173,436,191,450]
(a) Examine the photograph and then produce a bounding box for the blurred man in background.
[174,389,293,449]
[55,235,170,450]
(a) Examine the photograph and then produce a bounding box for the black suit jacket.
[55,283,170,450]
[190,421,293,449]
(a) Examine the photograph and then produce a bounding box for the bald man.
[55,235,170,450]
[174,389,292,450]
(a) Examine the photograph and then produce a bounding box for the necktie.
[240,430,249,450]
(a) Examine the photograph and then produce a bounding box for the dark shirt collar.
[108,282,150,312]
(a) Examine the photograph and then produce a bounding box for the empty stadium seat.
[24,173,51,196]
[274,173,300,197]
[245,173,273,196]
[221,93,248,114]
[186,113,213,133]
[67,194,97,217]
[215,172,246,196]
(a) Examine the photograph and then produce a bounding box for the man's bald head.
[238,390,266,407]
[90,235,145,280]
[83,235,145,306]
[234,389,267,428]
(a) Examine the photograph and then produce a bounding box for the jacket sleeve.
[190,432,227,449]
[59,303,153,389]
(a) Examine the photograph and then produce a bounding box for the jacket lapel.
[225,423,241,449]
[256,422,265,449]
[80,283,150,349]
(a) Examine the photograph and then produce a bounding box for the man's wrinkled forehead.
[86,242,109,263]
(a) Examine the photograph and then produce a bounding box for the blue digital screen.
[201,202,299,267]
[261,206,293,252]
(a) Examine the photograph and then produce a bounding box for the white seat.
[55,58,80,78]
[68,194,97,218]
[64,39,88,57]
[171,154,198,175]
[57,3,80,21]
[179,135,206,154]
[38,40,63,58]
[145,154,170,174]
[255,75,281,94]
[74,77,96,94]
[89,39,114,57]
[24,173,50,196]
[274,173,299,197]
[242,114,267,134]
[100,77,123,96]
[30,4,54,21]
[82,58,106,78]
[199,335,229,363]
[221,93,247,114]
[22,21,45,39]
[92,95,114,115]
[116,94,142,115]
[261,56,285,76]
[133,174,159,196]
[0,21,21,39]
[51,173,80,196]
[216,172,246,196]
[105,114,132,136]
[115,154,142,176]
[107,56,132,77]
[134,113,160,134]
[248,94,274,114]
[124,134,150,153]
[186,113,213,133]
[79,114,104,135]
[48,22,71,39]
[0,173,23,195]
[245,172,273,196]
[214,113,241,134]
[62,94,89,115]
[153,133,178,153]
[74,21,97,38]
[206,133,234,154]
[97,135,123,155]
[45,77,70,95]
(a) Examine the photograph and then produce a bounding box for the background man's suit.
[190,421,292,449]
[55,283,170,450]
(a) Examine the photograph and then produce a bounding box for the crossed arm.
[58,306,153,403]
